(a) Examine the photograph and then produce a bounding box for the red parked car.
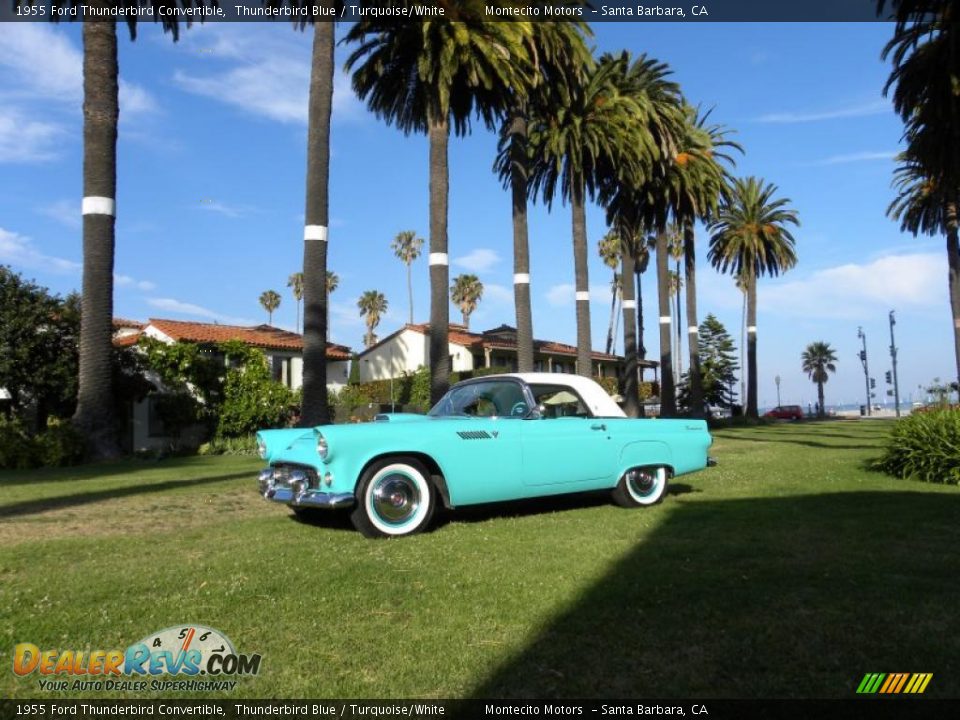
[764,405,804,420]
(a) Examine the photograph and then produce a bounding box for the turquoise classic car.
[256,373,715,538]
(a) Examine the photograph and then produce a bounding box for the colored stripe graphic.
[856,672,932,694]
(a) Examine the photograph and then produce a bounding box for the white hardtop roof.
[504,372,626,418]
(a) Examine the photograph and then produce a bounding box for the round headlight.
[256,435,267,460]
[316,433,329,461]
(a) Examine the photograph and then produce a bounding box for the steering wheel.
[510,402,529,417]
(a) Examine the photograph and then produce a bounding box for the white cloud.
[544,283,609,307]
[453,248,500,273]
[38,199,81,229]
[146,297,255,326]
[760,253,945,320]
[0,226,80,274]
[196,200,253,218]
[483,283,513,304]
[0,24,156,117]
[808,151,897,166]
[0,108,63,163]
[172,26,363,125]
[115,274,156,292]
[754,100,890,124]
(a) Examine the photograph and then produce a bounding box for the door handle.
[591,423,607,431]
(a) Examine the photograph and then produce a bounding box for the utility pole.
[858,326,871,416]
[889,310,901,418]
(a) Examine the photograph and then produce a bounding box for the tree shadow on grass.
[0,471,249,518]
[469,492,960,699]
[0,455,253,487]
[726,435,876,451]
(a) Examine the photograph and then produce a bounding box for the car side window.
[529,384,591,419]
[435,380,528,418]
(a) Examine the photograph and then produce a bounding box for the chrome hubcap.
[628,469,658,497]
[372,473,421,525]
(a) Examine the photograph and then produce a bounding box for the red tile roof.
[400,323,620,361]
[113,331,142,348]
[112,317,145,330]
[143,318,351,360]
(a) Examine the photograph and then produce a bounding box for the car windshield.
[428,380,529,418]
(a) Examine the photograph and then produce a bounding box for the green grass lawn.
[1,420,957,699]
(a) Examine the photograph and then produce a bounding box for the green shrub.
[877,408,960,484]
[0,416,85,469]
[197,435,259,456]
[216,345,297,437]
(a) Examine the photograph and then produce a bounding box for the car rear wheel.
[612,466,669,508]
[350,457,436,538]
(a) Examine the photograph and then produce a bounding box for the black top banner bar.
[1,1,896,23]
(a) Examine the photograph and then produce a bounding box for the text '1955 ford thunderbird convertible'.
[256,373,715,538]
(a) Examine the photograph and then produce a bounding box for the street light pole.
[775,375,781,407]
[858,326,871,416]
[889,310,900,418]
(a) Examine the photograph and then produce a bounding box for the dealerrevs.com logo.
[13,625,261,692]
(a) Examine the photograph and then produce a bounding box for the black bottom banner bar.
[1,700,957,720]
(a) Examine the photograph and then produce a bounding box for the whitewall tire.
[612,466,669,508]
[350,457,436,538]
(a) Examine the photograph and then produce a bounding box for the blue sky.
[0,21,952,409]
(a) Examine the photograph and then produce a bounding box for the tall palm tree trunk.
[817,380,825,419]
[657,232,676,416]
[428,115,451,404]
[684,223,703,417]
[746,272,759,418]
[407,263,414,325]
[605,271,618,355]
[509,108,534,373]
[675,258,682,381]
[572,184,592,378]
[73,19,120,459]
[740,289,746,408]
[946,201,960,389]
[296,300,301,334]
[300,20,334,427]
[636,268,646,417]
[621,247,639,417]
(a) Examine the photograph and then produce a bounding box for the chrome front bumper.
[258,468,354,509]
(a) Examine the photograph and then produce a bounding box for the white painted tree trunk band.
[747,325,757,333]
[429,253,448,266]
[688,326,699,333]
[659,316,671,324]
[622,300,636,310]
[82,197,115,216]
[513,273,530,284]
[304,225,328,241]
[575,291,590,301]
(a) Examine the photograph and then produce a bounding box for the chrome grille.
[272,463,321,489]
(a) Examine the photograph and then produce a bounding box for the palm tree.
[672,107,742,418]
[494,23,592,373]
[20,1,195,458]
[707,177,800,418]
[735,270,748,407]
[345,11,532,403]
[259,290,281,325]
[277,2,342,427]
[450,274,484,329]
[288,272,304,332]
[357,290,388,348]
[595,52,685,413]
[391,230,424,325]
[801,341,838,418]
[880,2,960,388]
[530,52,678,378]
[598,230,622,355]
[667,225,685,381]
[326,270,339,296]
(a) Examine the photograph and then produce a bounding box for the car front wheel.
[612,466,669,508]
[350,457,436,538]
